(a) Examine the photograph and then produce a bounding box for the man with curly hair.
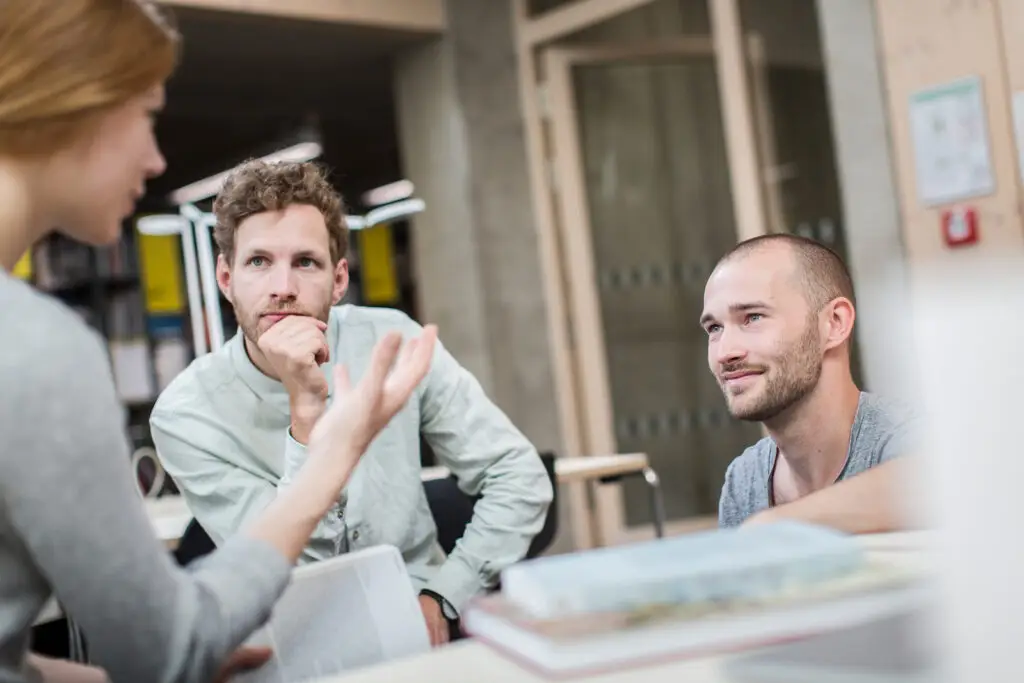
[151,160,553,647]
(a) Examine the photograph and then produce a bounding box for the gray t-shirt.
[0,275,291,683]
[718,392,917,528]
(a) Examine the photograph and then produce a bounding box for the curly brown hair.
[212,159,349,265]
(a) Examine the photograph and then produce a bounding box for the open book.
[235,545,430,683]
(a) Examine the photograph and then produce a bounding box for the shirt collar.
[228,310,341,408]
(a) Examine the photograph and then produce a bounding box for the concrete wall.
[394,0,571,552]
[815,0,913,398]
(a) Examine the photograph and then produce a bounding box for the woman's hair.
[0,0,180,158]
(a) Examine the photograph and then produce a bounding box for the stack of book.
[463,522,931,678]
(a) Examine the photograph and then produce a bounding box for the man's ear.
[823,297,856,351]
[332,258,350,305]
[216,253,233,304]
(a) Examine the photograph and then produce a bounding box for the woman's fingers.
[332,363,352,394]
[384,326,437,406]
[362,331,403,393]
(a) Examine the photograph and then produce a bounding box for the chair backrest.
[423,451,559,560]
[173,517,216,566]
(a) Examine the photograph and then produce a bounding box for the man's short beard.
[728,321,823,423]
[236,298,334,346]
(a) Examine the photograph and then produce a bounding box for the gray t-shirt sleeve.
[1,322,291,683]
[718,440,773,528]
[718,459,747,528]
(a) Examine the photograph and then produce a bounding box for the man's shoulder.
[847,391,921,471]
[718,435,775,527]
[724,435,776,485]
[152,343,236,417]
[333,304,420,335]
[857,391,919,438]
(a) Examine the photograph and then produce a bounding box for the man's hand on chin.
[256,315,331,443]
[417,595,451,647]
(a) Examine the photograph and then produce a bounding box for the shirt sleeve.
[417,333,554,613]
[0,327,291,683]
[718,458,748,528]
[150,411,341,564]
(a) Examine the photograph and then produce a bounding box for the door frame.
[512,0,777,548]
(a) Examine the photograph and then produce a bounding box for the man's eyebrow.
[699,301,771,326]
[731,301,770,313]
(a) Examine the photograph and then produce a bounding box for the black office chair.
[173,518,217,566]
[424,451,559,559]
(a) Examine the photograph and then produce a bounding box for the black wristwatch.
[420,589,459,622]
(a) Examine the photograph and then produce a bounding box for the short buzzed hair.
[717,234,855,310]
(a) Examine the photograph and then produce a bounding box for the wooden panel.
[162,0,445,32]
[875,0,1024,269]
[997,0,1024,189]
[519,0,660,47]
[710,0,768,242]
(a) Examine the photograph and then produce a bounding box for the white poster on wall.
[908,76,995,206]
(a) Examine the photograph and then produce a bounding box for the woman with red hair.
[0,2,436,681]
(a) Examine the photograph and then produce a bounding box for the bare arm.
[745,458,916,534]
[25,656,108,683]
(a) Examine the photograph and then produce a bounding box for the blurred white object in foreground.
[910,253,1024,683]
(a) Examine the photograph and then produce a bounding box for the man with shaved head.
[700,234,917,532]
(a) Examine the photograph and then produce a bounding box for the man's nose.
[268,264,298,299]
[714,327,747,366]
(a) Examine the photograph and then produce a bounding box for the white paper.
[235,545,430,683]
[908,76,994,206]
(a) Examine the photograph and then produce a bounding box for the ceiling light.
[362,179,415,208]
[169,141,324,205]
[347,198,426,231]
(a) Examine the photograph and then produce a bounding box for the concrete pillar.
[393,38,494,388]
[816,0,916,399]
[393,1,566,476]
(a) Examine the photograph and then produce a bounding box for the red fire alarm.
[941,206,979,247]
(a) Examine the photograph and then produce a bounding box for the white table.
[422,453,666,538]
[309,532,934,683]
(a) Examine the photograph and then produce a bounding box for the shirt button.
[352,530,360,542]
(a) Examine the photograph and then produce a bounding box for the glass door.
[540,33,770,544]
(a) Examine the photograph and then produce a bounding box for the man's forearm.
[749,459,914,534]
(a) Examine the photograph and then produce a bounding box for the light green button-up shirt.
[150,305,552,612]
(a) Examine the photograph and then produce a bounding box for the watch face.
[423,591,458,620]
